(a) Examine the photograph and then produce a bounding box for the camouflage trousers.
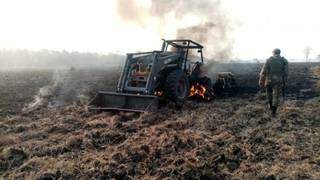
[266,83,281,107]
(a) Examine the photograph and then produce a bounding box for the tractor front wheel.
[165,69,189,108]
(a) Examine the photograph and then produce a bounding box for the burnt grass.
[0,63,320,179]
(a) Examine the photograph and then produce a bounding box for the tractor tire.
[165,69,190,108]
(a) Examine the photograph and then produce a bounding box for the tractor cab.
[160,39,204,74]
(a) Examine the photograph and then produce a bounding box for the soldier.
[259,48,288,117]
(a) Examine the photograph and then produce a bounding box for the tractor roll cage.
[162,39,204,49]
[161,39,204,67]
[163,39,203,49]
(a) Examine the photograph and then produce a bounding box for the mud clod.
[0,148,28,174]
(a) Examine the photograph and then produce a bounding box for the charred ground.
[0,62,320,179]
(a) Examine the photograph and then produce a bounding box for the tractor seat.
[132,71,150,77]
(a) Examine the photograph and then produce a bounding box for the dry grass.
[0,95,319,179]
[311,66,320,94]
[0,63,319,179]
[0,135,15,147]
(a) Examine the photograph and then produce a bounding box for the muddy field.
[0,63,320,179]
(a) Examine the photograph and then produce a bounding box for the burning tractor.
[88,39,235,112]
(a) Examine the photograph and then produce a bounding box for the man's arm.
[282,57,288,101]
[283,58,289,83]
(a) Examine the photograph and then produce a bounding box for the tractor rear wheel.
[165,69,189,108]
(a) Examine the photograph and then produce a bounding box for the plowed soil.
[0,63,319,179]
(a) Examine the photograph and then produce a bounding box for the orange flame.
[154,90,164,97]
[189,83,207,98]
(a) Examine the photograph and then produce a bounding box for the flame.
[154,90,164,97]
[189,83,207,99]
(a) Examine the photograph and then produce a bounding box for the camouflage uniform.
[259,54,288,115]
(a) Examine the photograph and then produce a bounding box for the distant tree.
[303,46,312,62]
[0,49,125,69]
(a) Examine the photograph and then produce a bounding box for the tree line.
[0,49,124,69]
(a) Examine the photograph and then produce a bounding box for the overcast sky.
[0,0,319,60]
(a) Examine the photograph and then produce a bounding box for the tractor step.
[87,91,159,112]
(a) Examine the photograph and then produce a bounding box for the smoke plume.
[116,0,234,60]
[117,0,148,26]
[23,69,92,112]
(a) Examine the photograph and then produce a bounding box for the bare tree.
[303,46,312,62]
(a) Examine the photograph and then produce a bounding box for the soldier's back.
[266,56,287,84]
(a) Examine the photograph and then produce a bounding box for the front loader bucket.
[88,91,159,112]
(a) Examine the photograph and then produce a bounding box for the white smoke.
[23,69,89,112]
[116,0,234,60]
[23,70,61,111]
